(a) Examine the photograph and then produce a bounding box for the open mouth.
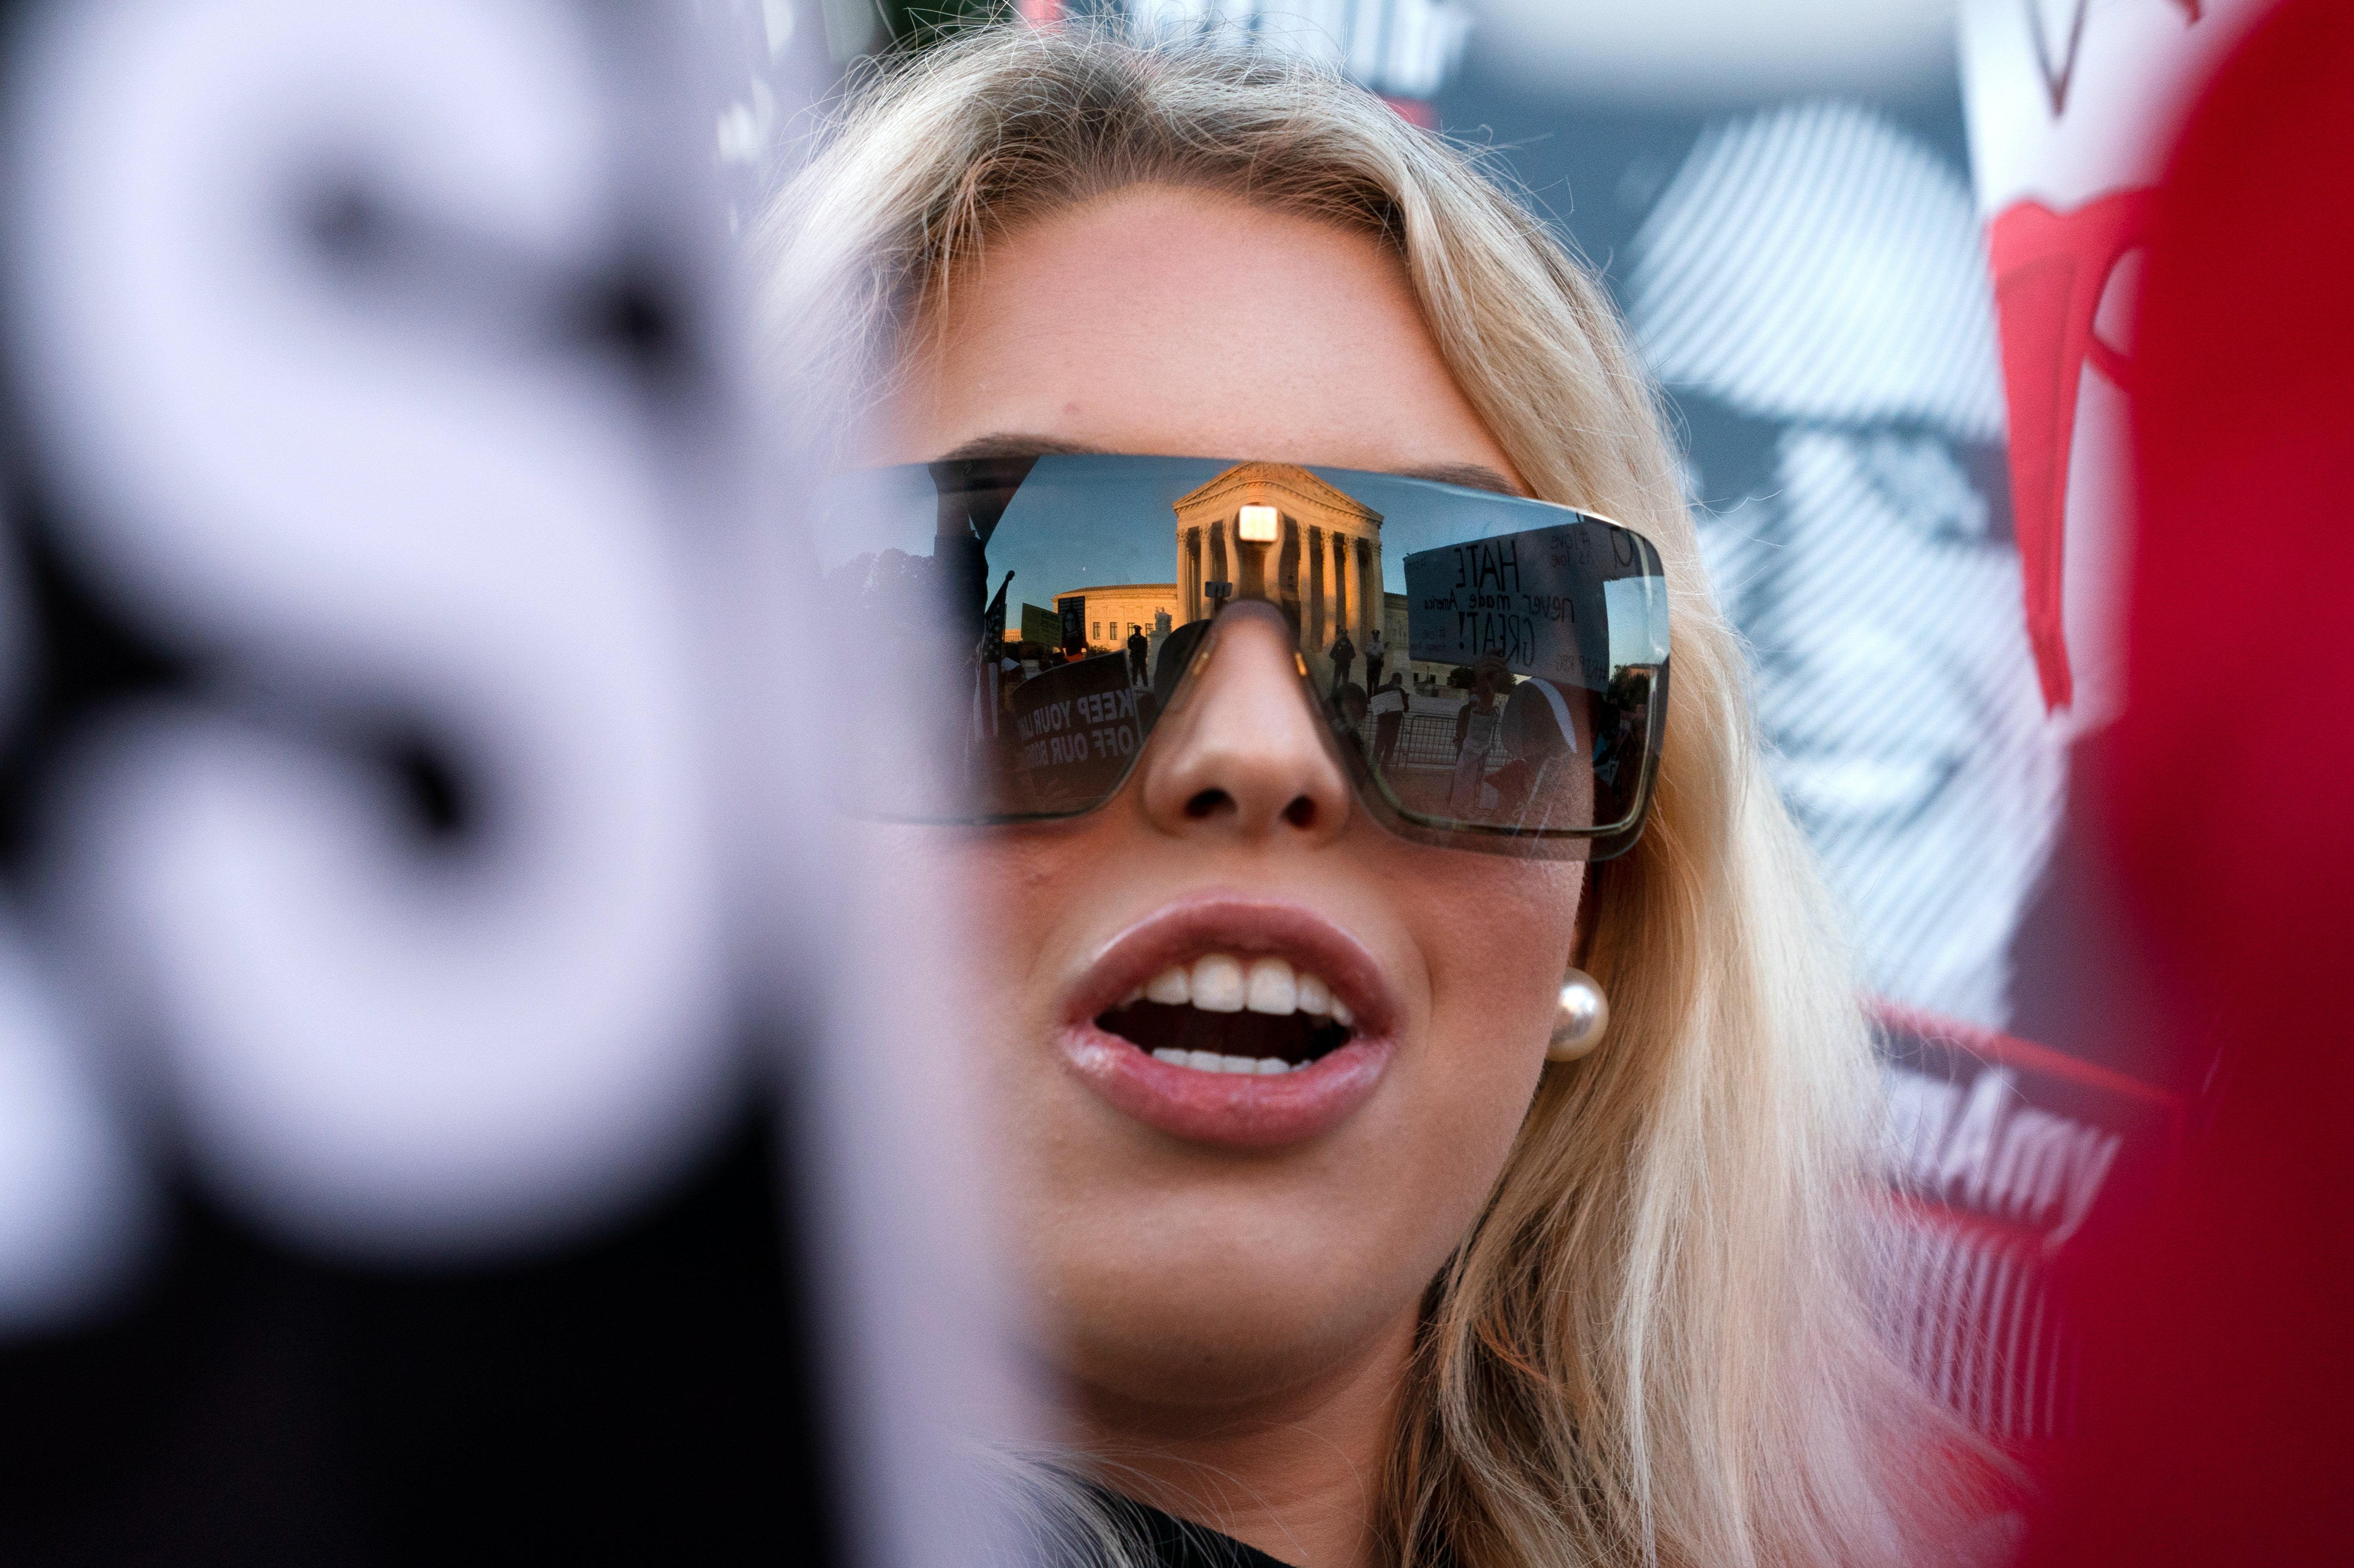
[1095,954,1359,1076]
[1062,897,1394,1146]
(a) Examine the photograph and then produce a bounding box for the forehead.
[876,184,1519,484]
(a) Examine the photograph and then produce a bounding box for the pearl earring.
[1547,968,1608,1062]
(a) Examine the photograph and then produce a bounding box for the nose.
[1139,600,1352,847]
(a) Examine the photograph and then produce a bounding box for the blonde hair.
[755,24,2000,1568]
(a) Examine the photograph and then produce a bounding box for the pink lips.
[1058,895,1397,1147]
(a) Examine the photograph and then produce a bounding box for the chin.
[1027,1211,1413,1411]
[1055,1291,1384,1413]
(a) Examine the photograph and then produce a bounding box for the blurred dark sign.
[0,2,845,1562]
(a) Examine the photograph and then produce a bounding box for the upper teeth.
[1134,955,1354,1027]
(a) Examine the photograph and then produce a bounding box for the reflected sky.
[809,454,1591,612]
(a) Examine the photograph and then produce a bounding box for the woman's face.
[876,187,1584,1421]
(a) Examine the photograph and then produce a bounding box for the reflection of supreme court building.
[1032,464,1412,684]
[1176,463,1408,685]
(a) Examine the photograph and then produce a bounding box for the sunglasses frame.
[823,454,1672,862]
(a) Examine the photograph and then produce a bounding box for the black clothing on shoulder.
[1088,1488,1300,1568]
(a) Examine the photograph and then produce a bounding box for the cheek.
[1378,853,1586,1219]
[948,823,1126,1122]
[1405,854,1584,1045]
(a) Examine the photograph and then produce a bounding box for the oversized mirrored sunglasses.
[809,453,1670,861]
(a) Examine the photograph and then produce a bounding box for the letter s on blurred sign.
[9,0,737,1259]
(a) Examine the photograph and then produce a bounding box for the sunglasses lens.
[806,456,1668,856]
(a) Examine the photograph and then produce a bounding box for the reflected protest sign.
[1403,521,1667,687]
[1011,653,1148,807]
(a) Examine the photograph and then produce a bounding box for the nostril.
[1283,796,1317,828]
[1185,788,1233,820]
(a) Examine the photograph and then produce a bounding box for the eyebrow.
[934,433,1106,462]
[931,434,1526,497]
[1396,462,1524,497]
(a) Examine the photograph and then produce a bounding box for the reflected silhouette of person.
[1448,655,1508,817]
[1369,674,1408,769]
[993,654,1025,780]
[1364,627,1388,692]
[1336,681,1369,739]
[1327,628,1355,697]
[1493,676,1580,825]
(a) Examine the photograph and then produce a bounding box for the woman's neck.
[1066,1306,1417,1568]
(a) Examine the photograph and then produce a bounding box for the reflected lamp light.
[1237,504,1280,542]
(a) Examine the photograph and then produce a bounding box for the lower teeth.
[1150,1048,1299,1075]
[1097,999,1349,1073]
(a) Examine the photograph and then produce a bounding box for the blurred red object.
[2024,0,2354,1559]
[1986,190,2151,713]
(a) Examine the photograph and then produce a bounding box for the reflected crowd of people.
[967,603,1645,839]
